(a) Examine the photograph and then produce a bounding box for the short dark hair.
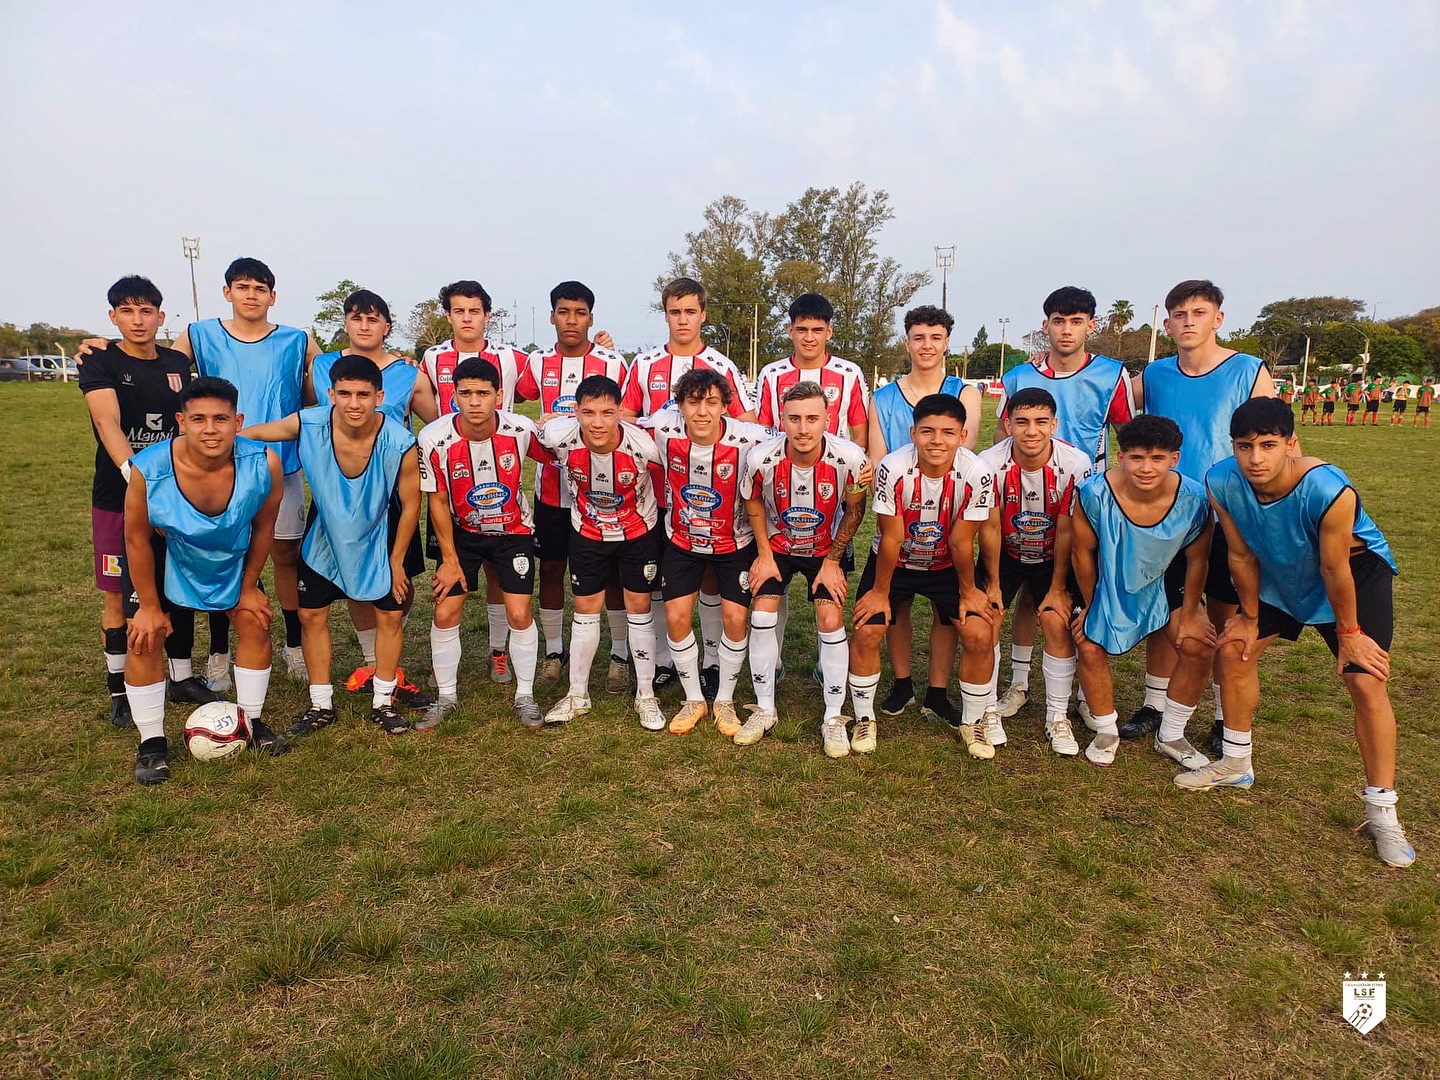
[1005,387,1057,417]
[452,357,501,390]
[788,293,834,324]
[661,276,707,311]
[672,367,732,406]
[179,376,239,411]
[912,393,967,428]
[329,354,384,391]
[1230,397,1295,440]
[107,275,163,309]
[781,380,827,407]
[575,374,622,407]
[550,280,595,311]
[224,257,275,290]
[1042,286,1097,318]
[440,280,492,314]
[343,289,392,325]
[904,305,954,335]
[1164,279,1224,313]
[1117,415,1183,453]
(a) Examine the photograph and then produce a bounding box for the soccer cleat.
[1077,699,1095,729]
[168,676,221,705]
[109,695,132,730]
[392,669,434,709]
[949,721,995,760]
[249,718,289,756]
[699,665,720,701]
[514,696,544,730]
[712,700,742,738]
[636,696,666,732]
[284,645,308,683]
[775,662,786,682]
[668,699,709,735]
[205,653,232,694]
[1356,820,1417,868]
[1173,758,1255,791]
[732,705,777,746]
[1118,704,1162,740]
[651,664,677,692]
[415,697,458,732]
[287,706,337,738]
[822,718,851,759]
[811,663,821,685]
[134,736,170,786]
[543,695,590,726]
[346,666,376,693]
[996,684,1028,718]
[919,697,959,727]
[1154,735,1210,770]
[370,703,410,735]
[1044,713,1080,757]
[606,656,630,695]
[879,682,915,716]
[1085,732,1120,766]
[980,707,1007,747]
[490,650,512,684]
[850,718,878,754]
[539,653,565,685]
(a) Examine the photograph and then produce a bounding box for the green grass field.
[1,382,1436,1079]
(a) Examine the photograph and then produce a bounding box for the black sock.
[283,609,302,649]
[104,627,127,696]
[924,685,949,708]
[208,611,230,656]
[890,675,913,695]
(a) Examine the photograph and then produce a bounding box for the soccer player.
[1070,415,1217,767]
[1416,379,1433,426]
[648,369,773,736]
[1279,382,1295,406]
[1195,398,1413,867]
[850,394,996,757]
[241,356,422,737]
[1300,378,1320,425]
[535,376,666,730]
[975,388,1093,756]
[1390,381,1410,426]
[122,376,285,784]
[514,281,632,693]
[419,359,550,729]
[80,275,218,726]
[868,305,984,723]
[1321,380,1339,425]
[622,277,756,696]
[1364,378,1383,426]
[1345,378,1363,425]
[738,381,869,753]
[993,286,1135,718]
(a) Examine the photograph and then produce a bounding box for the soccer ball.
[184,701,251,762]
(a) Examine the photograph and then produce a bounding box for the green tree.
[1249,296,1366,366]
[312,279,363,351]
[1105,299,1134,357]
[972,325,988,349]
[402,298,450,356]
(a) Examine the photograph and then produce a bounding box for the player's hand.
[1216,611,1259,660]
[851,588,890,628]
[854,461,874,491]
[229,586,272,631]
[814,557,848,605]
[395,351,420,369]
[128,605,172,655]
[390,557,412,605]
[1070,606,1089,646]
[1175,609,1218,650]
[1038,586,1071,619]
[537,412,557,427]
[595,330,616,351]
[73,336,109,365]
[748,552,781,595]
[961,585,998,625]
[432,557,467,601]
[1337,630,1390,681]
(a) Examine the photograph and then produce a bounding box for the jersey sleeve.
[620,361,644,413]
[514,352,541,403]
[77,347,116,394]
[517,417,556,466]
[417,429,441,493]
[871,459,898,517]
[535,416,578,457]
[1106,372,1137,426]
[722,363,754,415]
[961,457,994,520]
[845,372,869,427]
[739,444,764,500]
[755,371,777,428]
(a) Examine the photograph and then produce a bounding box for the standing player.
[122,377,285,784]
[1390,381,1411,426]
[1416,378,1434,426]
[849,395,996,757]
[737,382,870,753]
[514,281,632,693]
[80,275,218,726]
[1195,398,1413,867]
[1364,378,1383,426]
[535,377,666,731]
[1345,378,1363,426]
[1300,378,1320,425]
[1278,382,1294,406]
[419,359,550,730]
[1320,380,1339,425]
[1070,416,1217,767]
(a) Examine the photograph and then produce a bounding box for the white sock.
[607,608,629,661]
[355,626,377,666]
[1144,674,1170,712]
[309,683,334,710]
[1159,695,1198,743]
[716,633,747,704]
[1212,680,1225,726]
[849,670,880,723]
[487,603,509,653]
[1221,724,1252,763]
[749,610,779,712]
[1364,786,1399,826]
[430,622,462,699]
[540,607,565,655]
[509,620,539,698]
[167,657,193,682]
[986,644,1001,707]
[372,676,397,708]
[627,611,657,700]
[819,627,848,721]
[567,612,602,700]
[651,592,671,667]
[699,592,722,668]
[1090,709,1119,737]
[669,632,704,701]
[233,665,271,722]
[125,680,167,742]
[1010,644,1033,688]
[1041,651,1076,717]
[960,680,990,725]
[775,594,790,662]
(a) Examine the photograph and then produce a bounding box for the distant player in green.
[1415,380,1433,427]
[1344,380,1362,425]
[1299,378,1319,425]
[1389,382,1410,425]
[1363,379,1382,426]
[1320,383,1338,425]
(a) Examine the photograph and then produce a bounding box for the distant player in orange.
[1300,378,1320,425]
[1390,382,1411,426]
[1279,382,1294,406]
[1364,379,1383,426]
[1345,380,1363,425]
[1320,382,1338,425]
[1416,379,1433,427]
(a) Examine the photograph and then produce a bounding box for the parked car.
[0,358,51,381]
[25,354,76,378]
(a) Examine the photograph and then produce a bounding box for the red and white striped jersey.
[514,344,629,508]
[417,411,552,536]
[421,338,526,414]
[754,355,869,435]
[977,437,1091,564]
[534,418,662,541]
[648,412,772,554]
[871,444,994,571]
[741,433,868,558]
[621,345,753,420]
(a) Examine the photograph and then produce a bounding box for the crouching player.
[1194,398,1413,867]
[122,377,286,784]
[738,381,870,753]
[1071,416,1217,766]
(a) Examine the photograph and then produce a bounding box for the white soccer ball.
[184,701,251,762]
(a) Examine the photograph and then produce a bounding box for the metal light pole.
[1301,335,1311,388]
[1147,304,1160,365]
[934,245,955,312]
[181,237,201,322]
[997,317,1010,378]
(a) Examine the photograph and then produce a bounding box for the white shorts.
[275,471,307,541]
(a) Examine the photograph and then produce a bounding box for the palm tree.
[1107,300,1135,358]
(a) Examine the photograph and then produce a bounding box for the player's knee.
[852,622,885,652]
[271,541,299,567]
[1076,639,1106,666]
[815,605,843,634]
[231,608,267,642]
[1177,634,1215,662]
[298,605,326,626]
[958,617,991,653]
[1214,641,1255,677]
[1038,609,1069,641]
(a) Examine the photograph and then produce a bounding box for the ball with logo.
[184,702,252,762]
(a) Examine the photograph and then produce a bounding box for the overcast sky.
[3,1,1437,350]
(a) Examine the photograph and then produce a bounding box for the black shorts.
[753,552,842,603]
[1301,402,1317,411]
[976,553,1079,612]
[1419,405,1431,414]
[1322,401,1336,414]
[661,540,758,606]
[441,530,536,597]
[569,524,662,596]
[1256,551,1394,673]
[1393,401,1408,413]
[856,550,960,626]
[1365,400,1380,413]
[1347,403,1360,413]
[120,533,185,618]
[297,499,422,612]
[1158,550,1193,615]
[534,500,572,562]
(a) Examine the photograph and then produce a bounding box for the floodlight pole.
[1302,335,1311,388]
[1147,304,1160,365]
[934,245,955,312]
[181,237,201,322]
[997,317,1010,378]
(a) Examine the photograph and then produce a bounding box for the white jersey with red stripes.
[648,412,772,554]
[741,433,868,558]
[514,343,629,508]
[421,337,525,414]
[977,436,1091,564]
[871,444,994,571]
[621,345,753,419]
[417,411,552,536]
[754,355,869,435]
[534,418,662,541]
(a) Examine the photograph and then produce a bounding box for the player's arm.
[852,513,902,627]
[409,368,439,425]
[1251,365,1276,398]
[744,492,781,594]
[993,386,1011,442]
[846,380,869,448]
[240,413,302,442]
[231,452,283,630]
[1069,501,1098,644]
[388,447,421,604]
[1040,511,1074,617]
[122,471,171,654]
[427,486,466,600]
[959,383,983,451]
[1131,368,1144,411]
[1318,487,1389,680]
[816,487,865,605]
[1211,496,1262,660]
[83,388,140,478]
[865,398,887,462]
[1175,517,1217,648]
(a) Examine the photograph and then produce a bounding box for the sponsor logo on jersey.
[553,395,576,414]
[543,372,560,387]
[102,554,122,577]
[780,507,826,532]
[451,464,471,480]
[146,413,164,430]
[1012,510,1051,536]
[680,485,723,512]
[466,482,510,511]
[586,490,624,511]
[908,521,946,546]
[649,376,669,391]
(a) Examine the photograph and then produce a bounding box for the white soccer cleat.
[952,722,995,760]
[636,696,666,732]
[822,718,851,758]
[543,695,590,726]
[996,684,1028,718]
[1154,735,1210,770]
[283,645,308,683]
[1044,713,1080,757]
[1085,732,1119,766]
[850,718,878,754]
[732,705,777,746]
[205,653,232,694]
[1078,699,1096,730]
[980,707,1007,747]
[1356,820,1416,868]
[1173,758,1255,791]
